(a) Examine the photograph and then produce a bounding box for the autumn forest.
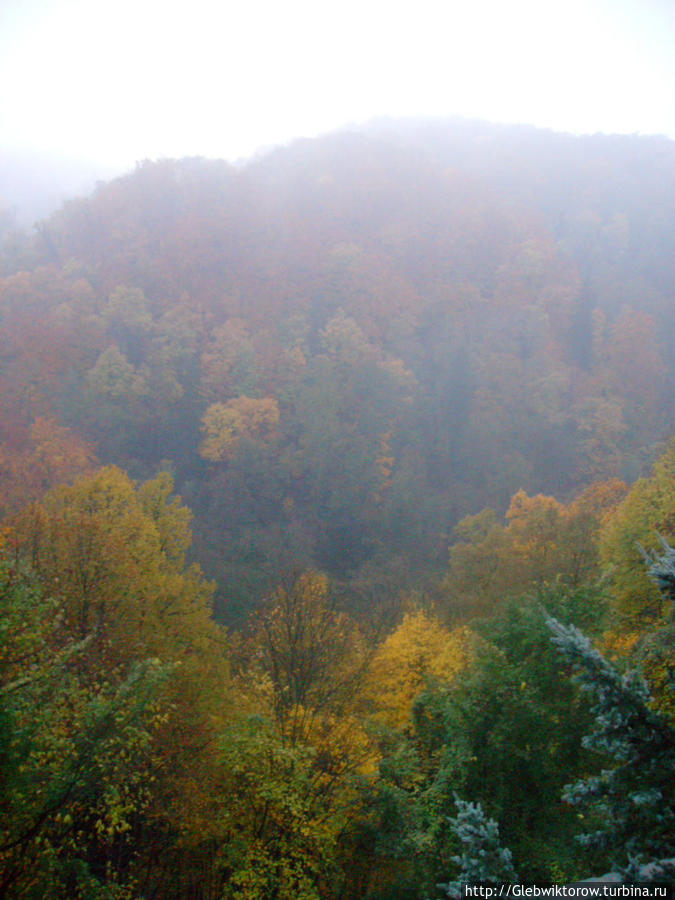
[1,119,674,898]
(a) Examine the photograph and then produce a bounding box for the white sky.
[1,0,674,169]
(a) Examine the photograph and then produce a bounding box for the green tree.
[0,550,169,898]
[6,469,232,896]
[545,547,675,880]
[363,587,603,893]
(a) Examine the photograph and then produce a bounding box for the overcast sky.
[1,0,674,170]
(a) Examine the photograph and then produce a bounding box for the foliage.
[360,587,604,894]
[0,417,97,519]
[247,570,376,788]
[2,470,231,897]
[443,481,625,622]
[213,571,378,899]
[645,536,675,603]
[11,466,219,666]
[600,438,675,627]
[1,122,675,896]
[440,798,517,897]
[200,395,280,462]
[365,610,473,730]
[546,597,675,876]
[2,125,673,618]
[216,716,341,900]
[0,551,170,898]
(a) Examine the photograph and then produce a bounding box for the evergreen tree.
[440,797,517,897]
[545,542,675,881]
[644,535,675,604]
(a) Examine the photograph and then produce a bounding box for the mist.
[2,0,675,892]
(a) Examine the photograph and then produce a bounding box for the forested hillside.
[1,120,674,897]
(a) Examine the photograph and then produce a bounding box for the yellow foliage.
[443,508,514,621]
[599,437,675,625]
[320,310,374,366]
[592,441,675,715]
[9,465,233,870]
[199,318,258,401]
[253,572,369,751]
[220,571,376,898]
[506,490,564,580]
[574,394,627,479]
[443,480,626,622]
[12,466,221,670]
[366,609,473,729]
[200,395,280,461]
[100,285,153,334]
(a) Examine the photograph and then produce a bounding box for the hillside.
[2,118,675,898]
[1,118,674,618]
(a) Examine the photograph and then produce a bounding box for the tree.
[440,798,517,897]
[200,396,280,462]
[11,466,219,664]
[443,482,624,623]
[252,571,370,753]
[214,571,375,899]
[599,437,675,628]
[0,416,97,518]
[199,318,259,402]
[0,546,170,898]
[358,587,602,895]
[545,560,675,880]
[215,715,341,900]
[421,593,600,882]
[4,468,233,897]
[364,610,473,730]
[637,538,675,721]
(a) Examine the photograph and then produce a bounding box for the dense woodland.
[1,119,674,897]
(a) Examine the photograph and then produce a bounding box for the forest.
[0,118,674,898]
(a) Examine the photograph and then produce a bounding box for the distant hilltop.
[2,115,673,230]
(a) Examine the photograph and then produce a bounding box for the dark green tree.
[545,543,675,880]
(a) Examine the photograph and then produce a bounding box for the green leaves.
[0,557,170,897]
[546,605,675,873]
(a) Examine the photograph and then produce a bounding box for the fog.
[1,3,674,888]
[1,0,674,173]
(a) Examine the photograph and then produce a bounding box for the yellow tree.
[557,479,627,586]
[1,464,233,900]
[505,490,566,585]
[199,318,258,402]
[251,571,372,759]
[9,466,231,889]
[443,482,625,623]
[443,508,514,621]
[217,571,374,899]
[13,467,210,657]
[600,438,675,628]
[365,609,474,730]
[199,396,280,462]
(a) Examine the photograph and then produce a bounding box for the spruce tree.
[644,535,675,603]
[440,797,517,897]
[545,539,675,881]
